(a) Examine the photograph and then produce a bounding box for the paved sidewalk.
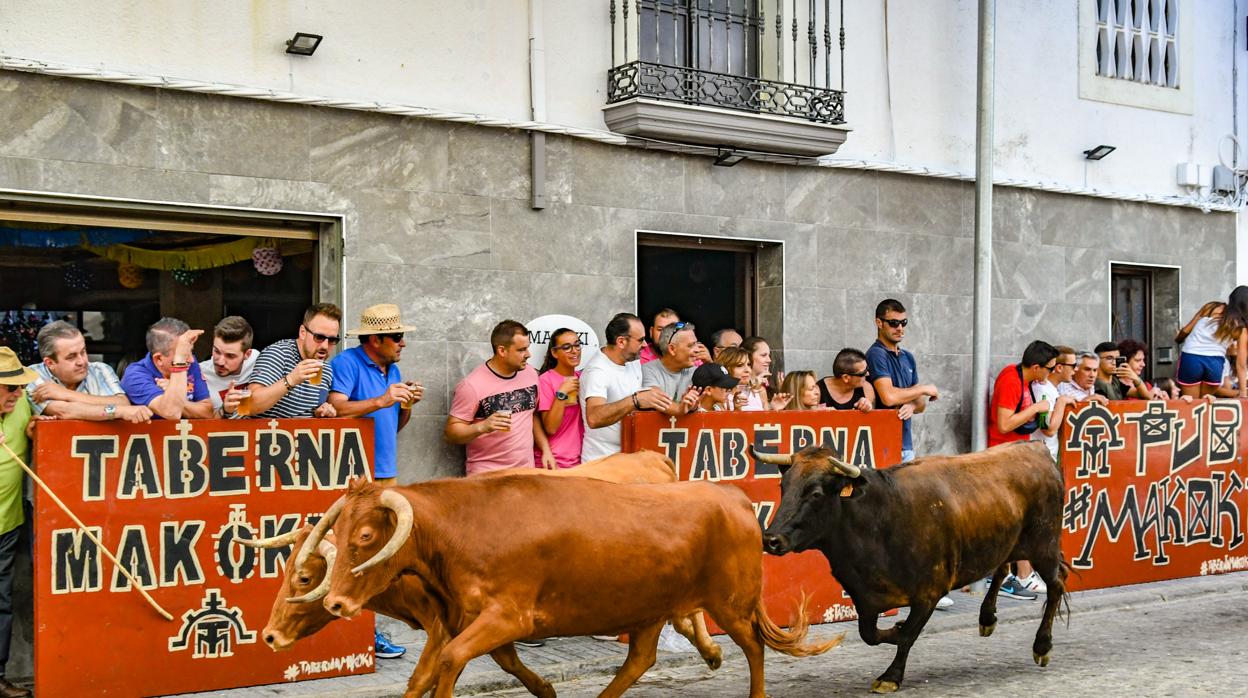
[181,573,1248,697]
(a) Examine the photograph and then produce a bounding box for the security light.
[285,33,323,56]
[714,148,747,167]
[1082,145,1116,161]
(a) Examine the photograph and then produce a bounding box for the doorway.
[636,232,773,346]
[1110,262,1181,380]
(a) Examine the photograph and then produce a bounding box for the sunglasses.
[842,370,870,378]
[554,342,583,352]
[303,325,342,345]
[381,332,405,343]
[882,319,908,328]
[0,384,21,393]
[1057,362,1077,368]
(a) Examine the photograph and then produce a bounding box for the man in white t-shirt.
[199,316,258,415]
[1030,345,1076,459]
[580,313,673,462]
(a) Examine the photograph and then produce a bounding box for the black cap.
[692,363,740,389]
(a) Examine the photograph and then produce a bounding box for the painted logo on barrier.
[1059,400,1248,587]
[168,589,256,659]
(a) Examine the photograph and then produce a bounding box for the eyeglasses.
[303,325,342,345]
[882,319,908,328]
[554,342,583,352]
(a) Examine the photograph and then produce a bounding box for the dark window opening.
[637,236,758,348]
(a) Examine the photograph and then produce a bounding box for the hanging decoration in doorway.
[62,262,92,291]
[117,262,145,289]
[171,268,201,286]
[251,243,283,276]
[84,237,262,271]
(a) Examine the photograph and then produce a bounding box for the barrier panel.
[1058,400,1248,590]
[622,409,904,624]
[32,419,376,697]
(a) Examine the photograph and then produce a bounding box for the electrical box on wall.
[1212,165,1237,195]
[1176,163,1201,187]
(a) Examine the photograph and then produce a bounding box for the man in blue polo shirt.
[120,318,214,420]
[327,303,422,660]
[864,299,940,464]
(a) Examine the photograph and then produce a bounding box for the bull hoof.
[979,623,996,637]
[871,679,900,693]
[703,650,723,671]
[1033,651,1050,667]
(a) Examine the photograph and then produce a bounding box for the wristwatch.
[554,391,569,401]
[104,404,117,420]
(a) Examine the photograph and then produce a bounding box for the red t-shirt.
[987,363,1034,447]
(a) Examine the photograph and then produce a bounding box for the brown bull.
[312,476,842,698]
[243,527,554,697]
[757,442,1069,693]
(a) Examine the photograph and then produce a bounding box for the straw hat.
[346,303,418,336]
[0,347,37,386]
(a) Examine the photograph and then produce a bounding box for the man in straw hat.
[239,304,341,419]
[327,304,420,660]
[0,347,38,697]
[328,303,421,487]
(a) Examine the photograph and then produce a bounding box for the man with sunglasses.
[865,299,939,463]
[0,348,38,697]
[241,303,341,419]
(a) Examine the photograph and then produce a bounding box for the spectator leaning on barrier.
[779,370,824,410]
[692,362,738,412]
[535,328,584,469]
[199,316,257,416]
[819,348,875,413]
[1058,351,1109,404]
[120,318,214,420]
[0,347,38,698]
[1116,338,1167,400]
[641,322,702,417]
[579,313,671,462]
[446,320,542,475]
[716,346,763,411]
[866,299,938,463]
[26,320,150,423]
[329,304,421,487]
[241,304,341,419]
[1031,344,1077,460]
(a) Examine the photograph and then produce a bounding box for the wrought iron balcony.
[608,61,844,124]
[604,1,848,157]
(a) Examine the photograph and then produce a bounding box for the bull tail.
[754,592,845,657]
[1057,558,1076,628]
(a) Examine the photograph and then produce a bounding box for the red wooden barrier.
[622,409,904,624]
[1058,400,1248,590]
[32,419,375,697]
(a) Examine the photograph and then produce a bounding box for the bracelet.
[632,392,641,410]
[170,360,190,368]
[282,376,294,391]
[169,365,189,373]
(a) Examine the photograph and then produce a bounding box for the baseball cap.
[692,363,740,389]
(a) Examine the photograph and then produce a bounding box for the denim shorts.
[1175,352,1225,386]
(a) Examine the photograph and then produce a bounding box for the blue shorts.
[1175,352,1225,386]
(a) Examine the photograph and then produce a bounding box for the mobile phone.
[1114,356,1127,367]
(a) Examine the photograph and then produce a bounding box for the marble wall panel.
[784,167,878,230]
[877,172,969,237]
[567,138,684,212]
[784,285,846,351]
[309,109,449,193]
[157,89,312,181]
[683,159,787,221]
[819,226,908,293]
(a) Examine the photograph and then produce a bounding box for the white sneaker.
[1019,572,1047,594]
[935,595,954,610]
[591,635,619,642]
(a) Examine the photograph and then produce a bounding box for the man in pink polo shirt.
[445,320,541,475]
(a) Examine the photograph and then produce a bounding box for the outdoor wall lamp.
[714,148,747,167]
[285,33,323,56]
[1083,145,1116,161]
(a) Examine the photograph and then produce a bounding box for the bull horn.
[295,496,345,572]
[826,455,862,479]
[748,446,793,466]
[237,529,300,549]
[350,490,414,575]
[286,541,337,604]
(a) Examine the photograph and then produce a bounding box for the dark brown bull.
[242,527,554,697]
[313,476,842,698]
[756,442,1069,693]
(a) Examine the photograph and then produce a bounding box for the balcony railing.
[607,1,846,125]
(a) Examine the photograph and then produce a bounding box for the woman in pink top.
[534,328,585,468]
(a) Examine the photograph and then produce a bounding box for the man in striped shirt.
[241,304,341,419]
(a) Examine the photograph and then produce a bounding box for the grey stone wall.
[0,70,1238,478]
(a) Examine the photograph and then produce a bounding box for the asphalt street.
[482,577,1248,697]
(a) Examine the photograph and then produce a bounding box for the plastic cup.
[496,409,512,431]
[236,390,253,417]
[308,361,324,386]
